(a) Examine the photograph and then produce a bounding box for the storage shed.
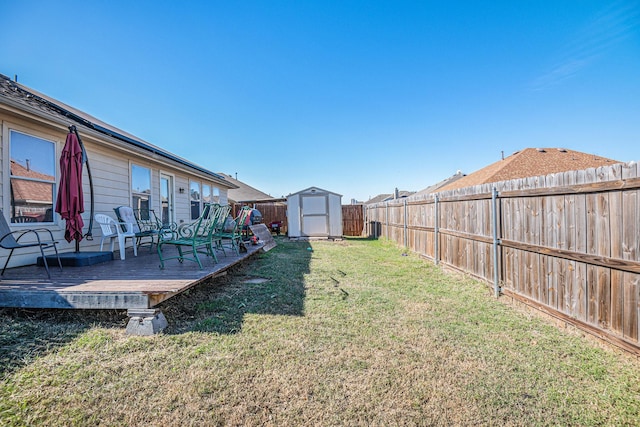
[287,187,342,238]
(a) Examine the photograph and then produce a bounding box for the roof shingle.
[437,148,620,192]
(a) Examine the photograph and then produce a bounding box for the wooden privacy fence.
[342,204,364,236]
[365,162,640,354]
[232,202,288,234]
[233,202,365,237]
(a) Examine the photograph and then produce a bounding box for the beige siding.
[0,109,235,269]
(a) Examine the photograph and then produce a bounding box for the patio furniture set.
[0,205,254,278]
[100,204,253,268]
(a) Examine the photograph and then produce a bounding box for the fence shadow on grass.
[160,236,311,335]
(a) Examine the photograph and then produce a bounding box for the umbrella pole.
[70,126,95,248]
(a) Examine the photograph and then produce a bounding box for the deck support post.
[126,308,168,335]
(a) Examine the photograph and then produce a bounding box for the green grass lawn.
[1,237,639,426]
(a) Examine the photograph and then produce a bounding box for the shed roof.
[0,73,235,189]
[287,186,343,198]
[437,148,620,192]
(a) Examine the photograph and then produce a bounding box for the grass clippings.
[1,237,639,426]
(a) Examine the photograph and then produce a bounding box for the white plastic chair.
[94,214,137,260]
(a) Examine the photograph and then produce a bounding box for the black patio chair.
[0,210,62,278]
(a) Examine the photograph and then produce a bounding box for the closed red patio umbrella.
[55,127,85,246]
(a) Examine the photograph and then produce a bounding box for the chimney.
[394,187,399,199]
[26,159,30,171]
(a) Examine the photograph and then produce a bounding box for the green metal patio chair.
[214,206,252,256]
[203,204,231,258]
[209,204,231,253]
[157,204,227,269]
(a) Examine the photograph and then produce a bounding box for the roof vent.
[536,148,546,153]
[558,148,567,153]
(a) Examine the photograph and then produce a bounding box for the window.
[131,164,151,214]
[202,184,211,205]
[190,181,200,220]
[190,181,216,219]
[213,187,220,203]
[202,184,212,218]
[9,130,56,223]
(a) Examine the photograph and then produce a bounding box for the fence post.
[385,201,389,240]
[492,186,501,298]
[363,205,367,237]
[403,198,408,248]
[434,194,439,265]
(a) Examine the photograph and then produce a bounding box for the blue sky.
[2,1,639,202]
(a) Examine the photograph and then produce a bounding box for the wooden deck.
[0,243,265,311]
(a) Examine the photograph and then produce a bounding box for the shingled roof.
[10,160,54,204]
[218,173,281,203]
[437,148,620,192]
[412,171,466,197]
[364,190,415,205]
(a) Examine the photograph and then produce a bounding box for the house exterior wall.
[0,99,232,269]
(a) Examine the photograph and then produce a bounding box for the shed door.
[301,194,329,236]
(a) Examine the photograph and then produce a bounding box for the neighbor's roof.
[0,73,235,189]
[10,160,54,203]
[437,148,620,192]
[365,190,415,204]
[412,171,466,197]
[217,173,282,203]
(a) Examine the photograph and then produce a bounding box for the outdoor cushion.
[115,207,141,234]
[222,216,236,233]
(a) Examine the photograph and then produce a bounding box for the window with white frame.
[202,184,211,205]
[9,130,56,223]
[131,164,151,214]
[190,181,217,219]
[190,181,201,220]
